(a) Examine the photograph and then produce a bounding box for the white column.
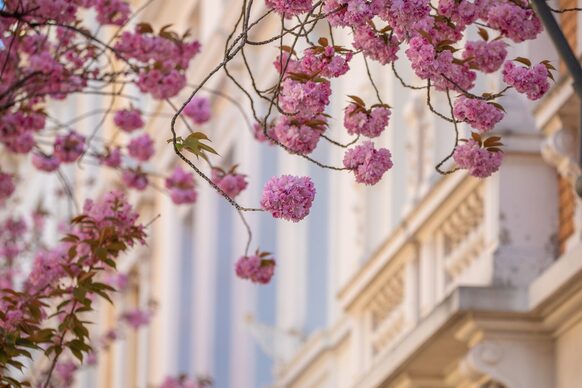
[193,184,219,377]
[276,152,308,357]
[149,197,181,383]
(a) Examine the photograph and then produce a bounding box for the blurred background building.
[23,0,580,387]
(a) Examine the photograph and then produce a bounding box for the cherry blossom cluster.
[343,141,393,185]
[235,253,276,284]
[344,99,391,138]
[260,175,316,222]
[503,61,551,100]
[184,97,212,125]
[453,97,505,133]
[165,167,198,205]
[211,167,248,199]
[114,26,201,99]
[453,136,504,178]
[114,108,145,132]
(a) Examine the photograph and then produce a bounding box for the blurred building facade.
[53,0,582,387]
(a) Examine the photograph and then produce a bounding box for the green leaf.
[181,132,219,159]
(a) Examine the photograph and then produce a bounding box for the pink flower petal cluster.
[463,40,507,73]
[405,36,475,92]
[235,255,276,284]
[55,361,78,387]
[487,2,542,43]
[26,247,67,294]
[122,169,149,191]
[32,153,60,172]
[122,309,151,329]
[136,69,187,100]
[81,191,145,243]
[113,108,144,132]
[279,78,331,116]
[502,61,550,100]
[273,116,325,155]
[323,0,383,27]
[253,121,278,144]
[344,104,391,138]
[114,27,201,99]
[438,0,482,27]
[104,272,129,292]
[453,139,503,177]
[0,109,45,154]
[352,25,400,65]
[183,97,212,124]
[211,168,248,199]
[0,173,15,203]
[94,0,131,26]
[100,147,122,168]
[343,141,393,185]
[165,167,197,205]
[265,0,313,17]
[127,133,155,162]
[300,46,353,78]
[160,376,200,388]
[260,175,316,222]
[274,52,302,75]
[379,0,430,39]
[54,130,86,163]
[453,97,504,132]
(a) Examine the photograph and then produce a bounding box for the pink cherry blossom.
[122,309,151,329]
[323,0,383,27]
[113,108,144,132]
[183,97,212,124]
[438,0,482,27]
[0,172,15,203]
[100,147,122,168]
[406,36,476,92]
[344,104,390,138]
[266,0,313,17]
[463,40,507,73]
[32,153,61,172]
[55,360,78,387]
[300,46,353,78]
[453,139,503,177]
[235,255,276,284]
[343,141,393,185]
[165,167,197,205]
[211,168,248,199]
[122,169,148,191]
[279,78,331,116]
[94,0,131,26]
[273,115,325,155]
[127,133,155,162]
[379,0,430,39]
[54,130,86,163]
[25,248,67,294]
[503,61,550,101]
[260,175,316,222]
[453,97,504,133]
[487,2,542,43]
[253,121,278,144]
[352,25,399,65]
[160,376,200,388]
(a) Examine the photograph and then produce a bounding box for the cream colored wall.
[556,319,582,388]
